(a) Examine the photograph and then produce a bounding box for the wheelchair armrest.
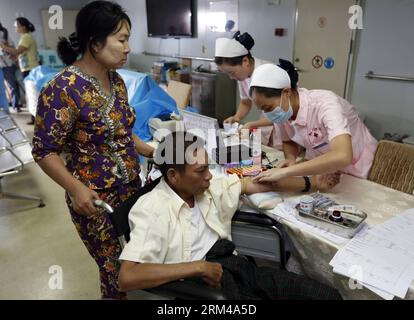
[147,280,227,300]
[233,210,278,227]
[232,210,287,269]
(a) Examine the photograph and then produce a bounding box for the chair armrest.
[0,169,20,178]
[233,210,277,227]
[147,280,227,300]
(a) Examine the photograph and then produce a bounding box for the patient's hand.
[200,261,223,289]
[311,172,341,192]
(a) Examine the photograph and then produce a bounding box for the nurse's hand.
[224,115,240,124]
[311,172,341,192]
[276,159,296,168]
[239,122,256,132]
[253,167,288,183]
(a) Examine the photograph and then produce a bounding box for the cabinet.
[190,71,236,124]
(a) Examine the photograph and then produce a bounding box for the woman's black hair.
[278,58,299,90]
[249,59,299,98]
[214,53,253,67]
[57,1,131,66]
[234,31,255,51]
[214,31,255,66]
[0,23,8,42]
[16,17,35,32]
[249,86,284,99]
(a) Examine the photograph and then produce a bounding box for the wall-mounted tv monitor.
[146,0,195,38]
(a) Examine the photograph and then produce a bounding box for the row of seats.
[0,109,45,207]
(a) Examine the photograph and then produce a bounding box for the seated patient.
[118,132,342,300]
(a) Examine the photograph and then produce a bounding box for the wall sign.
[312,55,323,69]
[324,57,335,69]
[318,17,327,28]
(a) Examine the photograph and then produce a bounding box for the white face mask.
[264,94,293,124]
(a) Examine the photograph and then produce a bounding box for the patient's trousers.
[206,239,342,300]
[66,178,141,299]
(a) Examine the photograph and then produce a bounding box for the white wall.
[0,0,87,49]
[349,0,414,139]
[117,0,297,69]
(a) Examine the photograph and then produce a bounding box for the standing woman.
[250,63,378,182]
[31,1,154,299]
[0,22,21,112]
[1,17,39,123]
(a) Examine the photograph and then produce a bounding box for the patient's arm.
[118,260,223,292]
[241,172,341,195]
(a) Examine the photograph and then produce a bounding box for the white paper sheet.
[332,266,395,300]
[330,208,414,299]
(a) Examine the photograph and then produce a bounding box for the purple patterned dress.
[32,65,141,299]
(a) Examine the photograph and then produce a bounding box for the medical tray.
[295,193,367,238]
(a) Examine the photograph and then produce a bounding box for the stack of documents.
[330,208,414,300]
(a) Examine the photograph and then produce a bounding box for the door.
[41,10,79,50]
[293,0,355,97]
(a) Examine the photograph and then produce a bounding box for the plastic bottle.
[240,127,250,146]
[251,128,262,166]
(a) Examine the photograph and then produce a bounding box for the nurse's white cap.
[215,38,248,58]
[250,64,291,89]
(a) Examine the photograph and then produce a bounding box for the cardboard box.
[167,80,192,109]
[170,72,190,84]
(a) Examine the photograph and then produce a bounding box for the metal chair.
[0,116,18,131]
[0,114,45,207]
[100,177,287,300]
[0,109,9,119]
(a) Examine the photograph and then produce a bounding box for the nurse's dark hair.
[16,17,35,32]
[155,132,206,182]
[57,1,131,65]
[249,59,299,97]
[214,31,255,66]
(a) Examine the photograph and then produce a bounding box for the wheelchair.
[97,177,288,300]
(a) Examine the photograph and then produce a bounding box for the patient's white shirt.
[191,201,219,261]
[119,175,241,264]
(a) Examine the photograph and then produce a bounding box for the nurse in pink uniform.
[214,32,273,130]
[214,32,284,148]
[250,63,378,183]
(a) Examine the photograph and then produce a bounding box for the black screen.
[146,0,194,37]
